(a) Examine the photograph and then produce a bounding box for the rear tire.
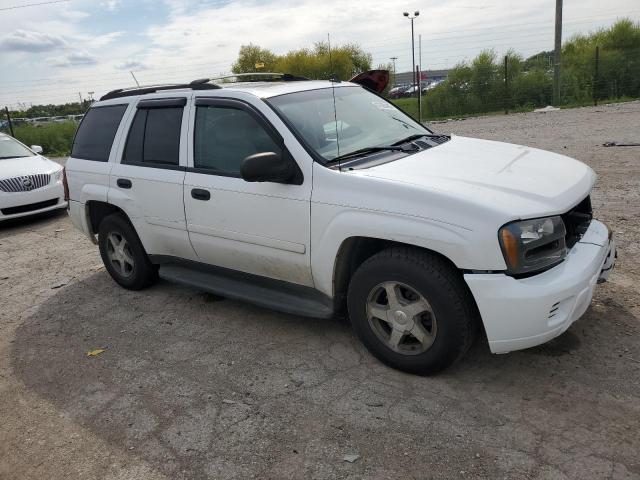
[347,247,477,375]
[98,213,157,290]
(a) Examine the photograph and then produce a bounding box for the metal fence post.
[4,107,14,137]
[504,55,509,115]
[594,45,600,106]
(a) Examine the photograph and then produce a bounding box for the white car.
[65,73,616,374]
[0,133,67,221]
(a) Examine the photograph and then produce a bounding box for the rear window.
[71,104,127,162]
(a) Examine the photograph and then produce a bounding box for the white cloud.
[88,31,124,48]
[0,30,66,52]
[101,0,121,11]
[49,51,99,67]
[115,60,148,70]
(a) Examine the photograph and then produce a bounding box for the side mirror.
[31,145,43,154]
[240,151,294,184]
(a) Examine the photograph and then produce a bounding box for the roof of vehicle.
[97,77,359,104]
[219,80,357,98]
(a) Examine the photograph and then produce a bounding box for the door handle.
[191,188,211,201]
[117,178,132,189]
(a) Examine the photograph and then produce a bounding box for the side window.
[123,106,183,166]
[71,104,127,161]
[194,105,281,175]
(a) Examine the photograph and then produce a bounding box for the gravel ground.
[1,101,639,480]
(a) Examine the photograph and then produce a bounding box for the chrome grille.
[0,174,51,193]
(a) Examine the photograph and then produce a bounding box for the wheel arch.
[86,200,131,235]
[331,236,464,315]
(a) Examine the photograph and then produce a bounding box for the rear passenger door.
[183,96,313,286]
[109,96,196,260]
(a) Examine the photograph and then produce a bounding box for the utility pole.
[416,65,422,122]
[419,34,423,82]
[390,57,398,86]
[78,92,83,105]
[419,34,423,123]
[553,0,563,106]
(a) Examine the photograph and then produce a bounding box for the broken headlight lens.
[498,216,567,275]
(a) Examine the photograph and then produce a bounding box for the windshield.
[0,135,35,159]
[268,86,430,162]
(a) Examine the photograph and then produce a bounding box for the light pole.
[403,11,419,88]
[403,10,420,121]
[390,57,398,86]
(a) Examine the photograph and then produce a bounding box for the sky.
[0,0,638,109]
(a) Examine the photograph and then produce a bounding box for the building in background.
[393,69,450,87]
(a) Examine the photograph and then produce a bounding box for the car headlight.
[498,216,567,275]
[53,169,63,181]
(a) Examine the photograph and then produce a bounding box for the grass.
[2,121,77,157]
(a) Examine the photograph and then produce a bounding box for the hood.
[352,135,595,219]
[0,155,61,180]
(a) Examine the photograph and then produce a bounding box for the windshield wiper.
[0,156,29,159]
[330,144,417,163]
[391,134,429,146]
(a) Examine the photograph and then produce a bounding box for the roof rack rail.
[197,72,310,83]
[100,80,221,101]
[99,73,309,101]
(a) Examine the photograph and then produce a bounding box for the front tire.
[347,247,477,375]
[98,213,157,290]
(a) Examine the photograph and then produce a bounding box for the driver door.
[183,96,313,286]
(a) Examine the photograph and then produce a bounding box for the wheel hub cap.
[366,281,437,355]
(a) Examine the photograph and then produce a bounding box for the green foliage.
[231,44,279,73]
[10,101,88,118]
[420,18,640,119]
[10,122,78,157]
[232,42,372,80]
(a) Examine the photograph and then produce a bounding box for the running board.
[158,262,335,319]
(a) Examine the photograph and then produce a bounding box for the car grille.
[562,195,593,249]
[1,198,59,215]
[0,174,51,193]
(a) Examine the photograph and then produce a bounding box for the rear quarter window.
[71,104,127,161]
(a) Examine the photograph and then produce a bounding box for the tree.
[231,42,372,80]
[231,44,278,73]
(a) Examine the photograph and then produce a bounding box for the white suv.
[66,73,616,374]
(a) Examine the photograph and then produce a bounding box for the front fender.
[310,206,493,297]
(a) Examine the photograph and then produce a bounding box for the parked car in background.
[30,117,51,127]
[401,84,420,97]
[388,84,410,99]
[66,73,615,374]
[422,79,444,93]
[0,133,67,221]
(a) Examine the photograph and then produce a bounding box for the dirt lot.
[1,102,639,480]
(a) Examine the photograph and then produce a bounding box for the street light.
[403,10,419,89]
[403,10,420,121]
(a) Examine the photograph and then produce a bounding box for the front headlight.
[53,168,63,181]
[498,216,567,275]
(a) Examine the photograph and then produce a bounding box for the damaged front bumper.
[464,219,616,354]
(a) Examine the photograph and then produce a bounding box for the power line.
[0,0,70,11]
